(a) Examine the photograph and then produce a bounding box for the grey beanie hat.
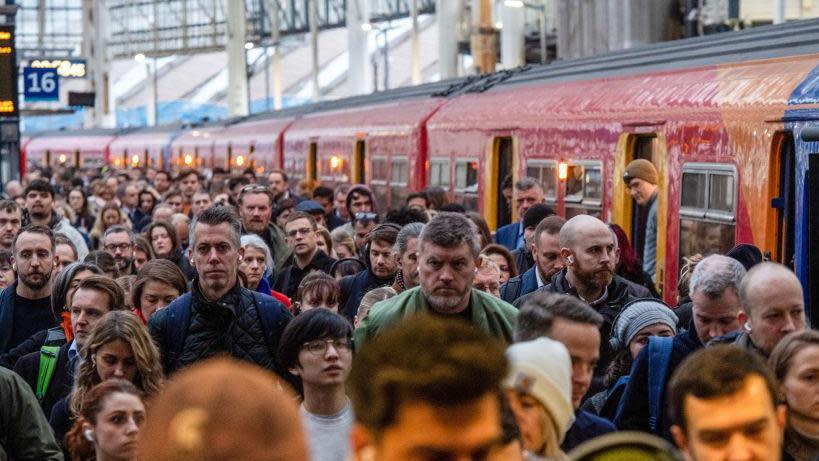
[609,298,678,350]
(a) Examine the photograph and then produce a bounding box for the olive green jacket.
[354,287,518,349]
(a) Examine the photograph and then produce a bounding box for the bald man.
[513,214,651,379]
[710,262,806,357]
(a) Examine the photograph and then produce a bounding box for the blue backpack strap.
[647,336,674,434]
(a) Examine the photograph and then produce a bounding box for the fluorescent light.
[244,42,255,50]
[361,22,373,32]
[134,53,146,63]
[504,0,525,8]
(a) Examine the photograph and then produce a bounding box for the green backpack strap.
[36,345,61,401]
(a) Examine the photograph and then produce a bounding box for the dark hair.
[0,199,20,214]
[406,191,429,207]
[177,168,202,182]
[227,175,251,192]
[13,224,55,255]
[349,315,507,435]
[103,224,135,243]
[51,262,104,319]
[466,212,492,249]
[345,185,375,215]
[75,274,127,311]
[312,186,334,201]
[294,271,341,313]
[419,212,480,257]
[278,308,353,372]
[145,220,178,258]
[423,186,448,210]
[534,215,566,246]
[269,169,289,183]
[155,170,171,180]
[515,292,603,342]
[330,258,366,278]
[384,206,428,226]
[190,205,242,249]
[481,244,519,278]
[439,203,466,213]
[65,379,144,461]
[0,250,11,267]
[23,179,55,199]
[131,259,188,313]
[55,234,77,260]
[284,211,317,230]
[273,198,298,221]
[84,250,121,278]
[669,345,780,432]
[610,223,639,277]
[367,223,400,247]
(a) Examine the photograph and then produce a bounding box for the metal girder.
[106,0,435,58]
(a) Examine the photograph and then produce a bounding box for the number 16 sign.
[23,67,59,102]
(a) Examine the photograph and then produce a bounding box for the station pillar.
[437,0,460,79]
[347,0,372,95]
[226,0,249,117]
[500,2,525,69]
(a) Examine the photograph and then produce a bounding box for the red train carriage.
[426,20,819,303]
[169,123,227,171]
[282,97,447,209]
[214,116,295,175]
[108,126,181,170]
[24,129,119,171]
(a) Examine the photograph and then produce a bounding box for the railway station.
[0,1,818,461]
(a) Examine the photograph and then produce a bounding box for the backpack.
[35,327,67,402]
[612,335,674,434]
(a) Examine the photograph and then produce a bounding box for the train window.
[429,159,450,187]
[679,164,737,262]
[565,162,603,219]
[391,158,410,206]
[371,156,389,184]
[455,160,479,193]
[526,160,557,201]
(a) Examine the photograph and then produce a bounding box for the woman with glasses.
[278,308,354,461]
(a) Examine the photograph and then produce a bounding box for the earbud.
[11,264,15,271]
[567,256,574,264]
[84,429,95,442]
[744,321,751,331]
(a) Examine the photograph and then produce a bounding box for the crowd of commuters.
[0,163,816,461]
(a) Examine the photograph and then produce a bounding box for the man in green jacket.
[0,366,63,460]
[355,212,518,347]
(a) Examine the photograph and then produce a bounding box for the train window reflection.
[679,164,737,263]
[391,158,409,206]
[455,160,479,193]
[526,161,557,200]
[564,161,603,217]
[371,157,389,184]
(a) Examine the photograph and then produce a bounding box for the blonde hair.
[71,311,163,415]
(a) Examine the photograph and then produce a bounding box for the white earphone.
[567,256,574,264]
[84,429,95,442]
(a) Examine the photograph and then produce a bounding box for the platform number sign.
[23,67,59,102]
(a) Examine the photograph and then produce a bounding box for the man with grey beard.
[354,212,518,349]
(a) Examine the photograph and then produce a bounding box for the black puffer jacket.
[149,279,292,379]
[514,269,652,379]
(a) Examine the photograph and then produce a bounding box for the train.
[20,19,819,324]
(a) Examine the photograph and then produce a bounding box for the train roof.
[485,18,819,91]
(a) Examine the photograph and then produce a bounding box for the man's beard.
[573,264,613,291]
[20,269,52,291]
[29,210,49,221]
[422,286,468,314]
[116,258,133,271]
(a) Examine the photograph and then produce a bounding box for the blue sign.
[23,67,59,102]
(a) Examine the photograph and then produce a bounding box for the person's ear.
[237,246,245,262]
[737,310,749,331]
[52,255,59,268]
[288,365,302,377]
[561,248,573,265]
[475,255,484,270]
[10,256,15,272]
[776,404,787,434]
[394,253,403,269]
[670,425,688,454]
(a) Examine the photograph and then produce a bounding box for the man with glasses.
[238,184,290,268]
[273,212,336,298]
[278,309,354,461]
[102,225,137,275]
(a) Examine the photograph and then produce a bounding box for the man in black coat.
[149,206,292,379]
[273,212,335,298]
[339,223,399,323]
[614,254,745,441]
[513,215,651,379]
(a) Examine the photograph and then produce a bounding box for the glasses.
[286,227,314,238]
[103,243,131,252]
[302,338,353,355]
[354,212,378,223]
[240,185,268,195]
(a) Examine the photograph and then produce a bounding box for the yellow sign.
[0,100,15,113]
[30,59,87,78]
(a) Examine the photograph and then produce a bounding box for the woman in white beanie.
[582,298,678,419]
[503,337,574,461]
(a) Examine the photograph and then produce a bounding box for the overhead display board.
[0,26,18,116]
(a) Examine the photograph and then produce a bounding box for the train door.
[806,154,819,327]
[353,140,366,184]
[629,135,655,261]
[73,149,81,169]
[307,142,318,182]
[45,150,51,167]
[771,132,796,267]
[484,136,517,231]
